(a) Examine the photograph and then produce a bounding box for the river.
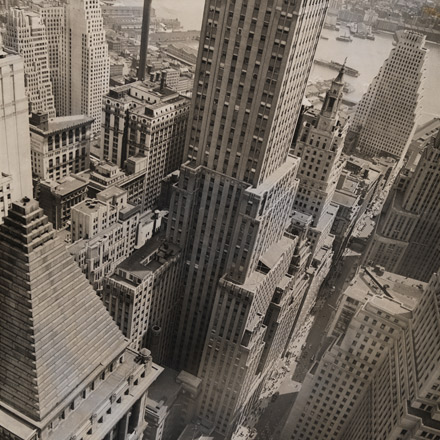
[125,0,440,123]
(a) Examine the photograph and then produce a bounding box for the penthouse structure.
[29,111,92,181]
[0,198,162,440]
[0,50,33,218]
[4,8,56,117]
[281,265,440,440]
[347,30,427,160]
[165,0,330,436]
[365,126,440,282]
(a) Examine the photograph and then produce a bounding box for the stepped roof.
[0,198,127,421]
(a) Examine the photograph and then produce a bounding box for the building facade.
[38,175,88,229]
[164,0,330,436]
[101,235,181,363]
[0,50,33,210]
[101,82,190,209]
[280,265,440,440]
[292,68,346,228]
[69,187,140,290]
[346,30,427,160]
[4,8,56,117]
[364,126,440,282]
[29,111,92,181]
[35,1,65,114]
[0,198,162,440]
[62,0,109,135]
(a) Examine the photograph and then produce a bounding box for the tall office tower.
[346,30,427,160]
[281,266,440,440]
[62,0,109,135]
[292,67,346,227]
[364,127,440,282]
[0,198,162,440]
[340,271,440,440]
[0,50,33,214]
[36,2,65,113]
[166,0,329,435]
[4,8,56,117]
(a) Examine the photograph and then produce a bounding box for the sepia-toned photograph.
[0,0,439,439]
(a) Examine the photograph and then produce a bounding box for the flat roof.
[41,176,87,196]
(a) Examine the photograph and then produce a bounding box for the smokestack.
[138,0,152,81]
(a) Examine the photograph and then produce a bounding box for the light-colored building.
[365,126,440,282]
[38,175,88,229]
[69,187,140,290]
[164,0,330,436]
[292,68,346,228]
[0,198,163,440]
[4,8,56,117]
[75,158,149,209]
[347,30,427,160]
[29,111,92,181]
[34,1,65,114]
[62,0,109,136]
[101,82,189,209]
[0,50,33,208]
[280,265,438,440]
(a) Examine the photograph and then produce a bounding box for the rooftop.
[344,267,426,313]
[113,234,180,285]
[30,114,93,135]
[40,176,87,196]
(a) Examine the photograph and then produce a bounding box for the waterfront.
[311,27,440,123]
[124,0,440,123]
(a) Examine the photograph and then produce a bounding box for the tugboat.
[336,33,353,42]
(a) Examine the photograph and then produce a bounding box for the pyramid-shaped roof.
[0,198,127,421]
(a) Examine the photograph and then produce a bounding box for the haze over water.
[130,0,440,124]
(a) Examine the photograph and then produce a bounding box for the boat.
[321,35,329,40]
[313,58,360,77]
[336,33,353,42]
[367,33,375,40]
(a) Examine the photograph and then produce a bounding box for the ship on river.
[313,59,360,77]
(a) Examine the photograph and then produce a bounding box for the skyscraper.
[0,50,33,215]
[281,266,440,440]
[281,268,440,440]
[0,198,162,439]
[365,126,440,282]
[292,67,346,227]
[36,1,65,113]
[347,30,427,160]
[165,0,329,435]
[62,0,109,135]
[4,8,56,117]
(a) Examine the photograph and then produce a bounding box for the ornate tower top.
[319,61,346,122]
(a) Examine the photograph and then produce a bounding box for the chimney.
[137,0,152,81]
